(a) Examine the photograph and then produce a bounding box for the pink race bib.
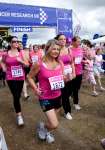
[11,65,23,78]
[48,75,64,90]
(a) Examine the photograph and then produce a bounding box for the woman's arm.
[27,63,41,96]
[17,56,29,66]
[71,61,76,79]
[69,49,76,79]
[0,56,7,72]
[17,50,30,66]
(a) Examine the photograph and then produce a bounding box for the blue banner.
[0,3,73,37]
[57,8,73,37]
[11,27,33,32]
[0,3,57,26]
[58,19,72,32]
[57,9,72,19]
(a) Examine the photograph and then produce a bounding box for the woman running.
[29,44,44,65]
[93,47,105,91]
[55,34,75,120]
[0,36,28,126]
[71,36,83,110]
[27,39,64,143]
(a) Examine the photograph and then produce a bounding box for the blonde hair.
[43,39,60,62]
[45,39,60,53]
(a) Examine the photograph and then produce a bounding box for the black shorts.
[24,67,30,78]
[2,71,6,80]
[0,68,2,80]
[0,69,6,80]
[39,96,62,112]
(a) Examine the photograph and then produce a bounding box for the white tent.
[91,36,105,44]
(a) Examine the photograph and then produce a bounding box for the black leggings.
[61,80,73,114]
[7,80,24,113]
[72,74,82,104]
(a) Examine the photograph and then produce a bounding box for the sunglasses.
[11,41,19,43]
[58,38,66,40]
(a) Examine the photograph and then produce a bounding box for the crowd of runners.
[0,35,105,144]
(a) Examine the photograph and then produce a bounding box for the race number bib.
[48,75,64,90]
[75,56,82,64]
[11,66,23,78]
[64,65,72,75]
[31,55,38,63]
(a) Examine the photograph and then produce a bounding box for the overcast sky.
[0,0,105,39]
[72,0,105,39]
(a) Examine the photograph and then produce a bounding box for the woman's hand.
[72,73,76,79]
[34,88,42,96]
[64,74,71,82]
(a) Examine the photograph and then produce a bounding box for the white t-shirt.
[94,55,103,67]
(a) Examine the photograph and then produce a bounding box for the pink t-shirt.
[0,51,7,69]
[0,51,7,57]
[3,51,25,80]
[94,54,103,67]
[29,49,43,64]
[82,47,96,59]
[71,47,83,75]
[0,51,2,57]
[88,49,96,59]
[59,53,73,79]
[38,62,64,100]
[84,59,94,72]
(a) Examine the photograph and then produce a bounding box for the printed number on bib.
[11,66,23,78]
[31,56,38,63]
[49,75,64,90]
[75,56,82,64]
[64,65,72,75]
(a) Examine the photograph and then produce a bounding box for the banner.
[57,8,72,19]
[0,3,57,26]
[57,8,73,37]
[0,3,73,37]
[11,27,33,32]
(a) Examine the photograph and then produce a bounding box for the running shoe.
[37,122,47,140]
[74,104,81,110]
[17,115,24,126]
[91,91,99,96]
[100,87,105,91]
[101,138,105,149]
[65,113,72,120]
[46,132,55,143]
[24,95,30,100]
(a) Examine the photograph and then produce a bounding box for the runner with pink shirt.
[83,52,98,96]
[29,45,44,65]
[82,41,100,96]
[0,36,28,126]
[55,34,76,120]
[29,45,44,89]
[27,39,64,143]
[71,36,83,110]
[0,50,6,87]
